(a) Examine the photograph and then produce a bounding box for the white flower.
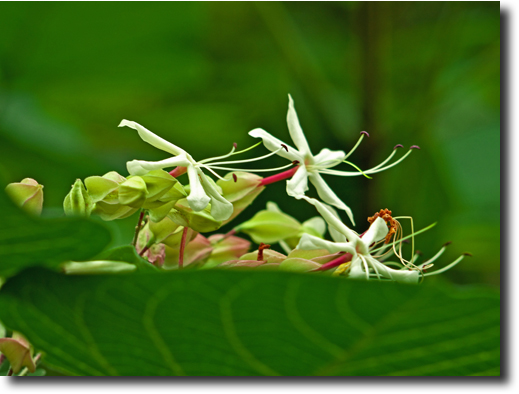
[249,95,419,226]
[295,195,420,284]
[119,120,234,221]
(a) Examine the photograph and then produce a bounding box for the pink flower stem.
[258,166,299,186]
[179,226,189,269]
[312,252,353,272]
[169,166,188,178]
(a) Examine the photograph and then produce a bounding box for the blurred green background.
[0,2,499,285]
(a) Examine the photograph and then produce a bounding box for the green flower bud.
[235,208,301,244]
[93,201,137,221]
[140,170,180,203]
[169,199,223,233]
[279,257,321,273]
[64,179,94,217]
[118,176,148,208]
[217,172,265,224]
[239,249,287,264]
[202,234,251,269]
[84,175,120,203]
[5,178,44,216]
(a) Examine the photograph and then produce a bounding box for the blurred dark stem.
[132,210,145,247]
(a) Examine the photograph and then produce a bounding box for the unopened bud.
[5,178,44,216]
[64,179,94,217]
[118,176,148,208]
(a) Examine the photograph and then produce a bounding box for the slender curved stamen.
[199,145,236,164]
[360,255,370,280]
[319,148,416,177]
[422,253,470,276]
[370,222,437,253]
[343,160,373,179]
[344,131,368,160]
[197,163,228,181]
[207,146,284,166]
[370,258,382,280]
[199,141,262,164]
[205,162,296,173]
[418,242,450,267]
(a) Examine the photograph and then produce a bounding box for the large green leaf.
[0,268,499,376]
[0,189,111,277]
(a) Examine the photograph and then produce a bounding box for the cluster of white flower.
[115,95,467,282]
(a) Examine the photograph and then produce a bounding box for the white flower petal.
[286,166,309,197]
[186,165,210,212]
[347,258,366,280]
[297,195,359,243]
[248,128,302,162]
[119,120,186,156]
[287,95,312,157]
[367,256,420,284]
[126,156,191,176]
[361,217,388,250]
[308,172,355,225]
[313,148,346,167]
[198,169,233,221]
[297,233,355,255]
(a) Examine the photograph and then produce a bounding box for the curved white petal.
[313,148,346,168]
[361,217,388,251]
[308,172,355,225]
[248,128,302,162]
[297,233,355,255]
[119,120,186,156]
[186,165,210,212]
[367,256,420,284]
[198,169,233,221]
[126,156,191,176]
[287,95,312,157]
[286,166,309,197]
[297,195,359,243]
[347,258,367,280]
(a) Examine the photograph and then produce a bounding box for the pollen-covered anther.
[410,145,421,150]
[232,173,238,182]
[360,131,370,137]
[443,241,452,247]
[281,144,289,152]
[292,160,300,165]
[394,144,404,149]
[233,142,238,149]
[463,252,473,257]
[257,242,271,261]
[368,208,397,244]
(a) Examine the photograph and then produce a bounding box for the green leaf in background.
[0,268,499,376]
[0,188,111,277]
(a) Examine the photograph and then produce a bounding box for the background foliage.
[0,1,499,287]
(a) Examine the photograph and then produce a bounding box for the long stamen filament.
[419,243,450,267]
[422,254,468,276]
[199,141,262,164]
[318,149,414,177]
[344,132,367,160]
[208,146,283,166]
[370,222,437,253]
[198,146,236,164]
[198,164,227,181]
[205,162,295,173]
[343,160,372,179]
